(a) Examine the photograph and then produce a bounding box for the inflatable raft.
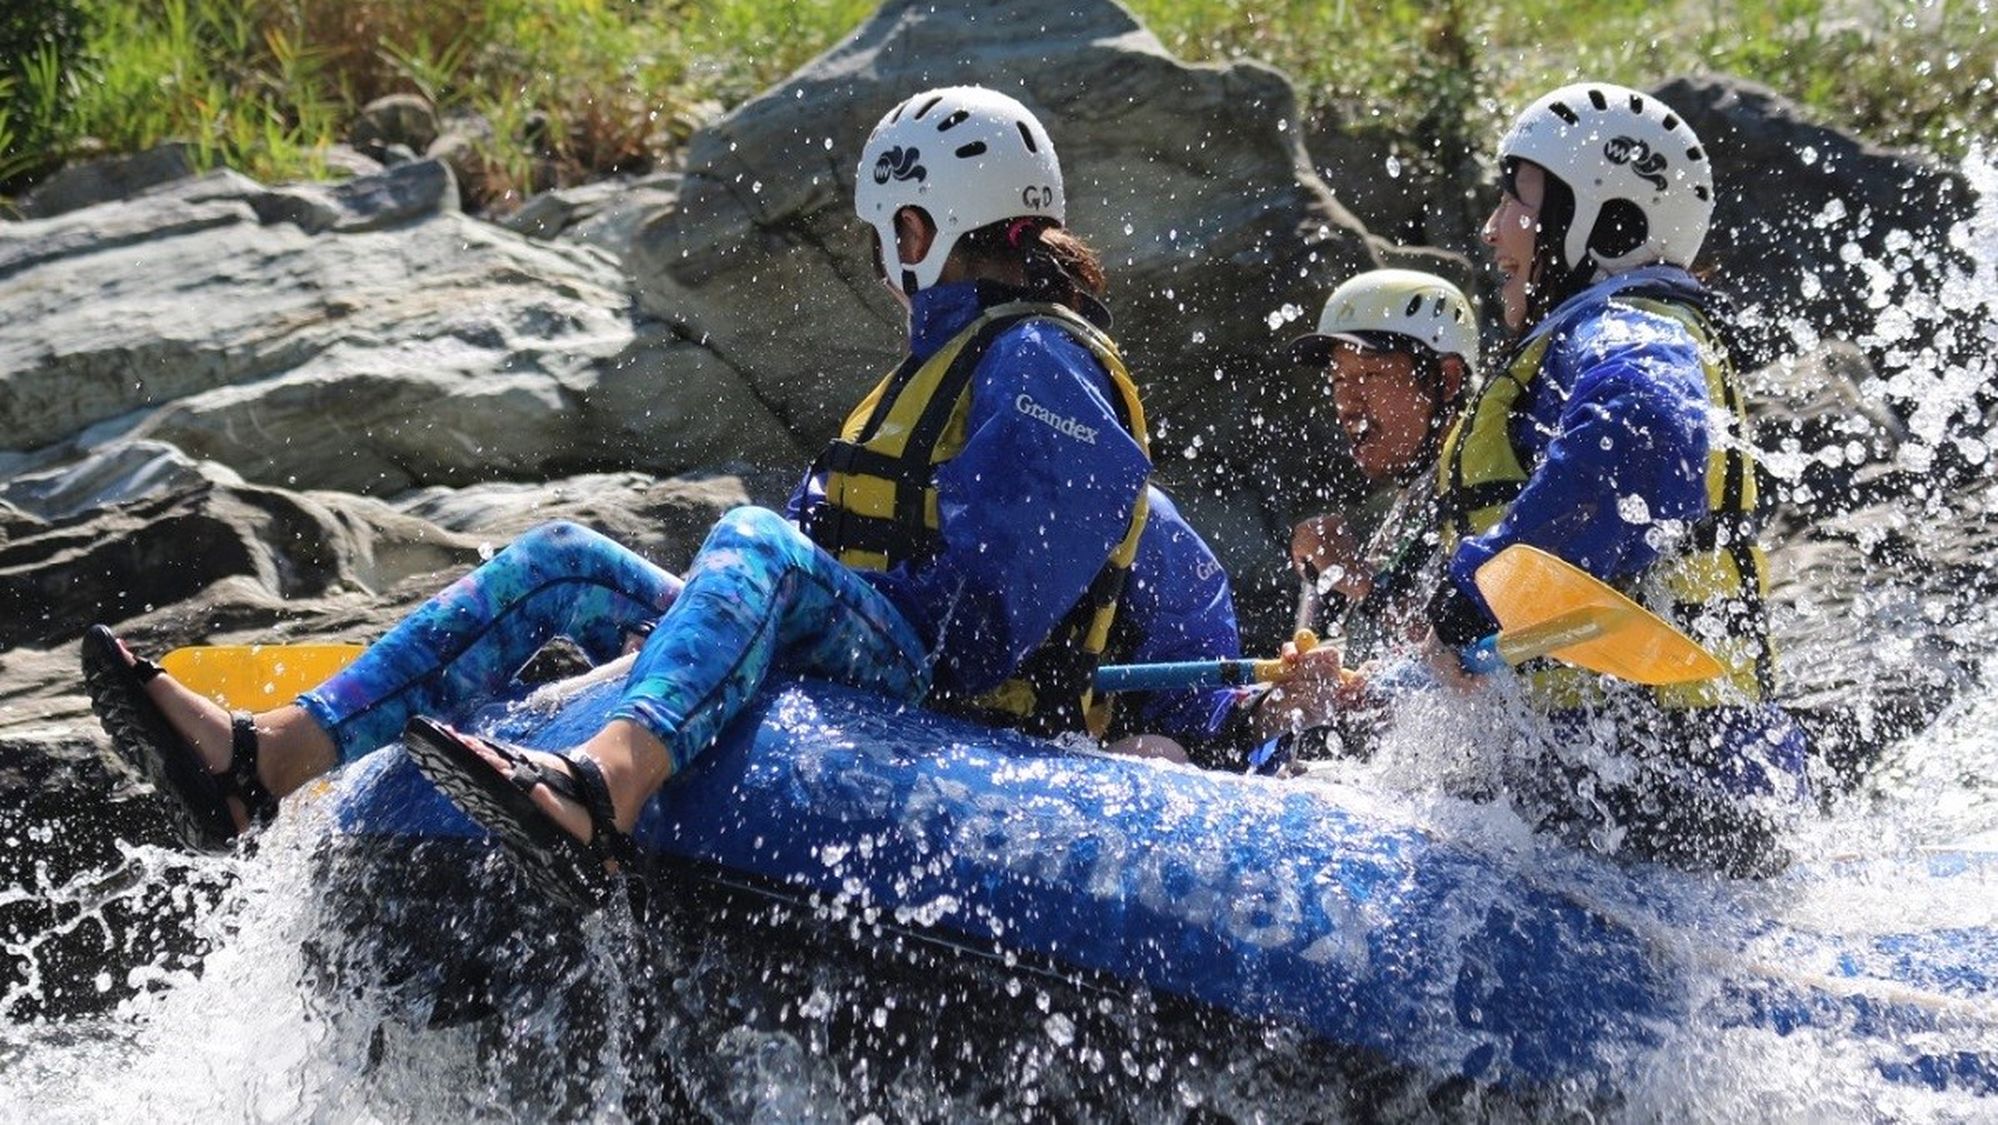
[330,670,1998,1099]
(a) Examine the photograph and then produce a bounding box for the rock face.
[16,142,199,220]
[1658,77,1976,373]
[0,160,803,493]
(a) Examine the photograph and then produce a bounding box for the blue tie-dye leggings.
[297,508,933,773]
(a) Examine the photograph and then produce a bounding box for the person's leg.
[116,521,680,824]
[450,507,931,843]
[300,521,681,762]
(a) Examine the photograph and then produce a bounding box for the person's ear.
[894,206,937,266]
[1438,355,1469,402]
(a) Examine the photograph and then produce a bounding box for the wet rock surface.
[1659,77,1977,373]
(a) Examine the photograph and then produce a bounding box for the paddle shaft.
[1457,605,1625,675]
[1094,607,1625,695]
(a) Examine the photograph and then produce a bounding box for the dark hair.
[955,217,1107,312]
[1514,165,1595,329]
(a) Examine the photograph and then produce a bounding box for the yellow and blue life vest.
[1436,293,1772,710]
[805,299,1151,737]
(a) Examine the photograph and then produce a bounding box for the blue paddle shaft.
[1459,635,1506,676]
[1093,660,1261,693]
[1096,634,1512,695]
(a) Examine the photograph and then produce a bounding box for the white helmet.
[1497,82,1715,275]
[1285,269,1480,370]
[855,85,1064,294]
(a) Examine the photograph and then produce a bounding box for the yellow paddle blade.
[1473,545,1724,686]
[159,644,366,710]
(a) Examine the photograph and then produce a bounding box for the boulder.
[318,144,388,180]
[0,467,482,649]
[1746,341,1909,518]
[627,0,1381,638]
[0,163,797,494]
[503,173,683,260]
[0,439,245,522]
[351,94,442,159]
[17,142,198,219]
[1657,76,1977,375]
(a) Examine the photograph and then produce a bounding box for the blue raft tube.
[327,667,1998,1104]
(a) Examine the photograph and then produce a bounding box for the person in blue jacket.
[81,85,1242,906]
[1272,84,1809,876]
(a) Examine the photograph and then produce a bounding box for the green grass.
[4,0,1990,210]
[1134,0,1998,165]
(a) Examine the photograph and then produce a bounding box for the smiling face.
[1326,344,1440,482]
[1481,160,1547,333]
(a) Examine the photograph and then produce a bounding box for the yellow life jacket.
[804,299,1151,738]
[1435,294,1772,710]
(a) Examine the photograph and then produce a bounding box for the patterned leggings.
[298,509,932,773]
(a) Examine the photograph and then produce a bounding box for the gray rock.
[351,94,441,158]
[0,165,737,491]
[319,144,387,179]
[1657,76,1975,373]
[1747,341,1909,517]
[0,440,244,522]
[0,477,481,649]
[18,143,198,219]
[427,113,497,207]
[561,176,682,258]
[1304,103,1434,249]
[503,173,681,258]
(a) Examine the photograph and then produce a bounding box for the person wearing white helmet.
[1284,269,1479,625]
[1270,85,1808,875]
[1223,270,1482,756]
[80,83,1248,905]
[1449,82,1807,874]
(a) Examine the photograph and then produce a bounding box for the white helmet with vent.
[1497,82,1715,275]
[855,85,1064,294]
[1285,269,1480,370]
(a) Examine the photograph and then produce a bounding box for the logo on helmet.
[1021,185,1055,210]
[873,146,926,186]
[1603,136,1669,192]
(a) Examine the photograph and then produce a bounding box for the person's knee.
[698,506,814,576]
[709,506,801,551]
[509,519,598,557]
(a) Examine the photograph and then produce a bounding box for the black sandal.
[80,625,281,851]
[402,715,638,911]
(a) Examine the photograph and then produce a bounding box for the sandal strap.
[443,725,638,868]
[564,753,639,866]
[130,655,166,682]
[225,712,281,825]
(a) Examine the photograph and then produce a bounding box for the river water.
[2,156,1994,1121]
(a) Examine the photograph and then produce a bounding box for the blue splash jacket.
[789,281,1240,742]
[1436,267,1716,636]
